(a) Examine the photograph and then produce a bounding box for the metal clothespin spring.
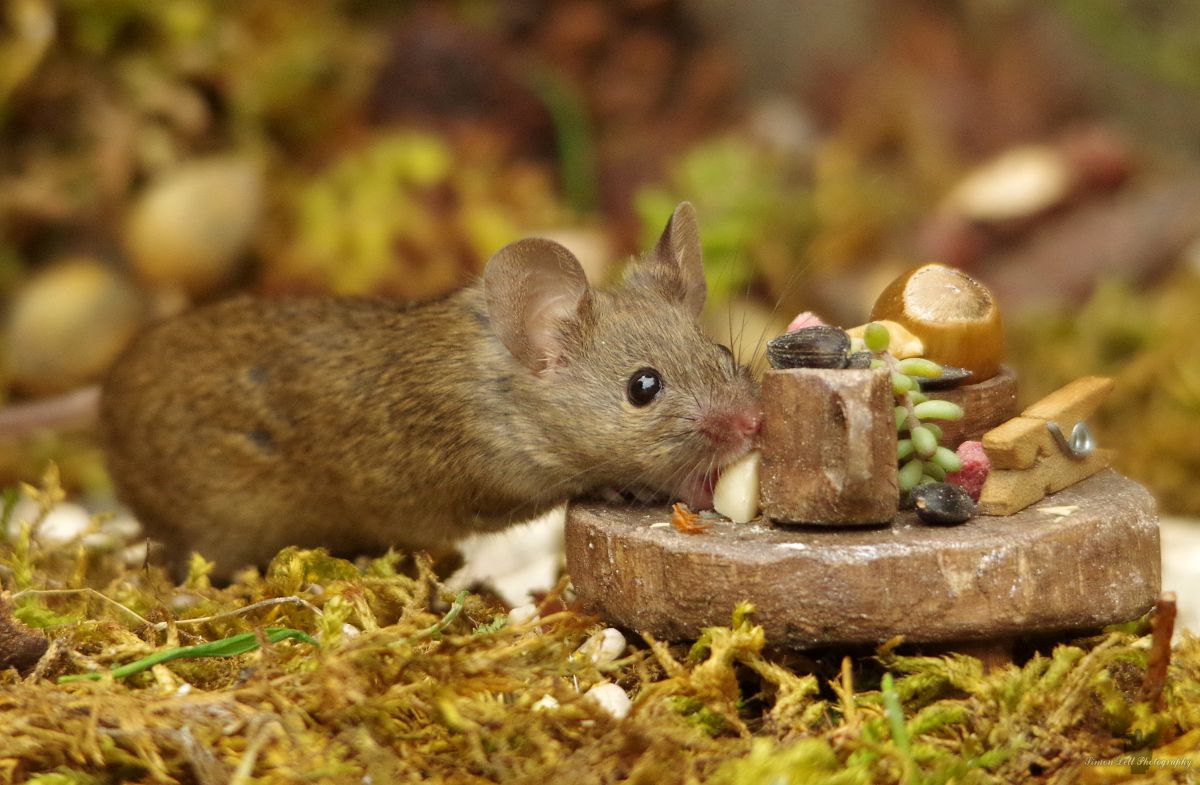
[1046,421,1095,460]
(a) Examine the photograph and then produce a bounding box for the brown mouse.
[99,203,760,578]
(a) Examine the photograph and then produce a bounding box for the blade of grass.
[881,671,917,784]
[58,627,318,683]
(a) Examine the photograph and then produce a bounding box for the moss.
[1,476,1198,783]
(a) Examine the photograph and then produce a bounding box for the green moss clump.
[2,475,1199,782]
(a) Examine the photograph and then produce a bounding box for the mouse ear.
[626,201,706,317]
[484,238,591,373]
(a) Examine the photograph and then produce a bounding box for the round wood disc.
[565,470,1159,648]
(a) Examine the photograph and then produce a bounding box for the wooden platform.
[565,470,1160,648]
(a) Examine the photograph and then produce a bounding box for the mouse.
[97,202,761,579]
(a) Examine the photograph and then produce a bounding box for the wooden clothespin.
[978,376,1115,515]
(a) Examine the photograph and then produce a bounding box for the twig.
[165,596,324,631]
[1142,592,1176,709]
[8,589,324,631]
[10,588,153,628]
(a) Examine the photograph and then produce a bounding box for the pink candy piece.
[785,311,827,332]
[945,440,990,502]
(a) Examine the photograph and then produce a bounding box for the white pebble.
[100,513,143,541]
[507,603,538,626]
[576,628,626,665]
[585,682,631,720]
[34,503,93,546]
[341,623,361,638]
[175,683,192,697]
[712,450,761,523]
[532,694,559,712]
[81,531,119,552]
[120,541,151,567]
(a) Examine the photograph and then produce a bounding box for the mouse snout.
[725,410,761,440]
[699,406,762,451]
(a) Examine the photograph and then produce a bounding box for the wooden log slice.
[565,470,1159,648]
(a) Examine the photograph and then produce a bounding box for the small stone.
[121,541,151,567]
[532,694,560,712]
[585,682,631,720]
[766,326,850,370]
[34,503,93,547]
[507,603,538,626]
[100,514,143,542]
[81,532,119,552]
[576,628,626,665]
[912,483,977,525]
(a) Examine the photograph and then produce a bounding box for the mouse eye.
[626,367,663,407]
[717,344,734,362]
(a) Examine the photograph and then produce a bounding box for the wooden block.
[925,365,1018,448]
[565,470,1160,648]
[760,368,897,525]
[1022,375,1114,422]
[978,447,1115,516]
[983,376,1114,470]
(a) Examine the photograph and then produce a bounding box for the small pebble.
[81,531,119,552]
[576,628,626,665]
[120,541,151,567]
[34,503,93,547]
[912,483,977,525]
[100,513,143,541]
[507,603,539,626]
[532,694,560,712]
[585,682,632,720]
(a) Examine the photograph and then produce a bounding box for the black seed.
[912,483,976,525]
[767,326,851,370]
[917,365,973,391]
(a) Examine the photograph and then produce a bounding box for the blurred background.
[2,0,1200,524]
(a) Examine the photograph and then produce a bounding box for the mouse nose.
[700,407,762,449]
[733,411,762,438]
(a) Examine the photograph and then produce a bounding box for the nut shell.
[870,264,1004,380]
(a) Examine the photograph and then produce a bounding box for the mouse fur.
[100,203,761,578]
